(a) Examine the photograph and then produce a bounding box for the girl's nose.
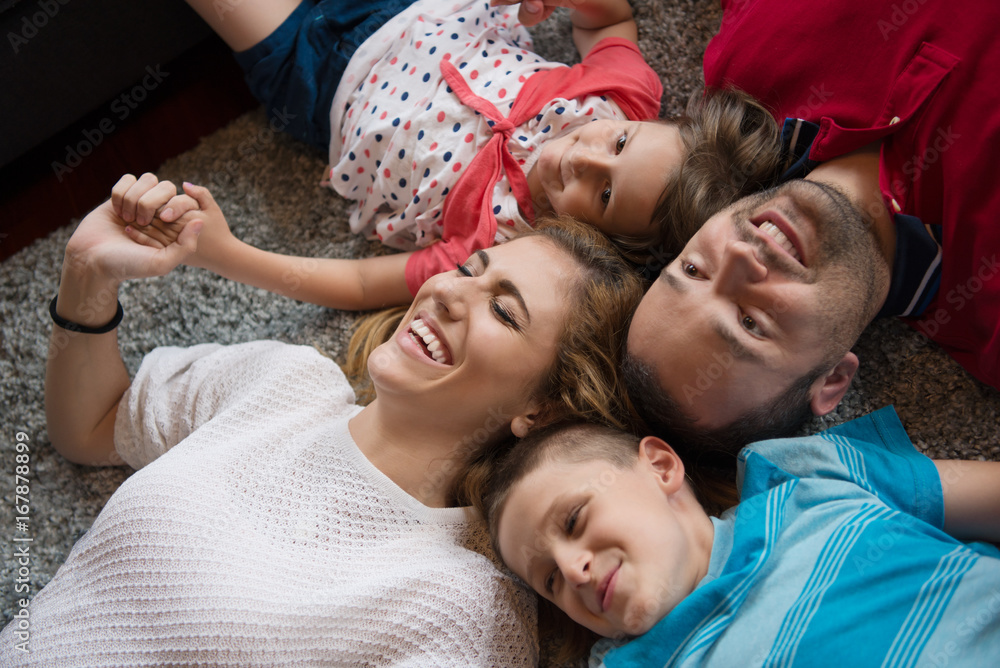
[569,145,609,178]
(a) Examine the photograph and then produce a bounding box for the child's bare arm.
[567,0,637,57]
[173,183,414,310]
[933,459,1000,543]
[207,240,414,310]
[492,0,636,57]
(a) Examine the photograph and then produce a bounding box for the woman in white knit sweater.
[1,176,643,667]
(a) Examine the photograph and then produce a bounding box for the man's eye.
[601,187,611,206]
[615,133,627,154]
[741,313,760,334]
[682,263,701,277]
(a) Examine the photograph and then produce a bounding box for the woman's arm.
[934,459,1000,543]
[46,192,202,466]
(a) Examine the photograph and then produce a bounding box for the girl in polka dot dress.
[131,0,781,310]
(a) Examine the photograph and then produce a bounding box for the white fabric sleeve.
[114,340,355,469]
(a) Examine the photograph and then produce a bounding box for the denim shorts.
[234,0,419,150]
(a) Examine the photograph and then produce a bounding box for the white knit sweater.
[0,341,537,667]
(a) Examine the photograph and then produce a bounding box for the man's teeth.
[411,318,447,363]
[760,221,801,262]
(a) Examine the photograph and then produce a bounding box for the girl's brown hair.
[613,86,784,273]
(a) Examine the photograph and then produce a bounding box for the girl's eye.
[601,187,611,206]
[682,262,701,277]
[456,263,474,277]
[615,133,627,154]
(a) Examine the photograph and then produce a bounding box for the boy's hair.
[344,215,646,500]
[614,86,783,273]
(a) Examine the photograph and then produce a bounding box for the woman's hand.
[64,174,203,284]
[111,176,236,276]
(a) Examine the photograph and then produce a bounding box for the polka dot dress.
[328,0,626,252]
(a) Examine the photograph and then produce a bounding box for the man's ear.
[809,351,859,416]
[639,436,686,494]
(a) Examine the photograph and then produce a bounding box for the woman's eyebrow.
[477,249,531,324]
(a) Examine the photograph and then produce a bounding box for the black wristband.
[49,295,123,334]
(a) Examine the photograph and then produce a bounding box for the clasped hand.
[64,173,235,284]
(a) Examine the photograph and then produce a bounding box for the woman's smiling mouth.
[410,318,452,365]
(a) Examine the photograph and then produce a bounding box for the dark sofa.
[0,0,212,168]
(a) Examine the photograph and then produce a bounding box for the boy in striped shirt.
[486,408,1000,666]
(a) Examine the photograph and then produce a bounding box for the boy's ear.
[638,436,686,494]
[809,351,858,417]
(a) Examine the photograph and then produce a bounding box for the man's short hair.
[622,353,820,457]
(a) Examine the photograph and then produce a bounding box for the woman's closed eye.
[492,298,520,330]
[455,263,522,330]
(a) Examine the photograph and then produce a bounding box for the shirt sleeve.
[114,341,356,469]
[740,406,945,528]
[566,38,663,121]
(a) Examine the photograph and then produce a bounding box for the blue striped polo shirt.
[594,407,1000,667]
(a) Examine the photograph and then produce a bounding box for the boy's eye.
[565,507,580,535]
[544,569,557,594]
[601,187,611,206]
[615,133,627,154]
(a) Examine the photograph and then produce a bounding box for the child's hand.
[111,172,201,247]
[490,0,558,27]
[169,182,240,274]
[65,193,202,283]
